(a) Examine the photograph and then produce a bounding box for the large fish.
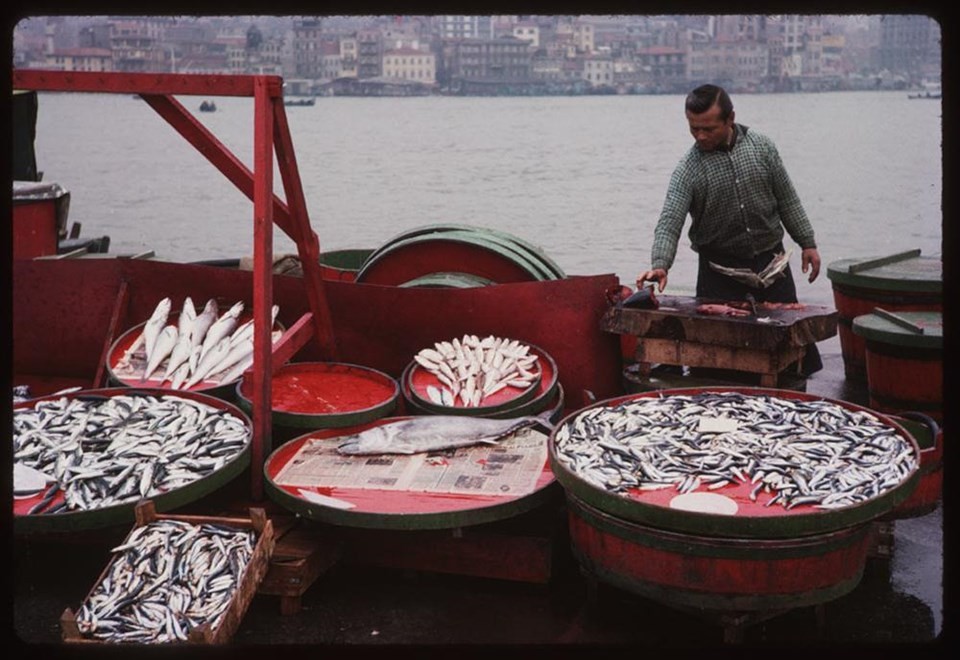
[177,297,197,338]
[185,337,231,388]
[198,301,244,363]
[336,414,552,456]
[162,331,194,383]
[708,250,793,289]
[142,298,172,362]
[142,325,178,382]
[189,299,219,348]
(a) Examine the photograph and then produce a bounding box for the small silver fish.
[337,414,550,455]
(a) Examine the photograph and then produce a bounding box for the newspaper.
[274,427,548,497]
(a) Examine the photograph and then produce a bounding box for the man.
[636,84,822,375]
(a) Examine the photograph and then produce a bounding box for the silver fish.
[708,250,793,289]
[198,302,243,363]
[162,331,194,383]
[142,325,179,382]
[177,297,197,338]
[185,337,232,388]
[189,299,219,349]
[142,298,172,363]
[336,414,550,455]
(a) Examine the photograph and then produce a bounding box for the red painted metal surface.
[12,198,59,258]
[887,418,942,519]
[13,260,622,502]
[13,69,277,97]
[567,495,873,612]
[356,239,544,285]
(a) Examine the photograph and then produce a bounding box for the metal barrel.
[884,413,942,520]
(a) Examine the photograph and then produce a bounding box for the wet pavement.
[10,341,946,654]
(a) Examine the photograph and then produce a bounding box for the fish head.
[336,426,394,455]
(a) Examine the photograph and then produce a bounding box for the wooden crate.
[60,500,275,644]
[258,516,343,615]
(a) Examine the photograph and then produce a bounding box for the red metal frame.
[13,69,337,499]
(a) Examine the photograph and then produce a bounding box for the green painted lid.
[852,310,942,349]
[827,249,941,293]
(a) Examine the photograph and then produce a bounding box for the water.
[33,91,942,319]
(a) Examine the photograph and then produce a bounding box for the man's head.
[685,84,735,151]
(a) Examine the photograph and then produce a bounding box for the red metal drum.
[827,251,941,380]
[567,494,874,612]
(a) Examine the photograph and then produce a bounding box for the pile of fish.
[74,519,256,643]
[554,391,917,511]
[115,297,281,389]
[14,393,250,514]
[412,335,540,407]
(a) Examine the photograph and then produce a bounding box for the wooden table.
[603,295,838,387]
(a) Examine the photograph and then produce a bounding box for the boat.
[284,97,315,107]
[908,82,941,99]
[199,100,217,112]
[10,69,942,646]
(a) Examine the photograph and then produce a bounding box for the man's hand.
[800,248,821,283]
[636,268,668,293]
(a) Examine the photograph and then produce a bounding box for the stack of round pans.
[401,341,559,420]
[235,362,399,445]
[355,224,565,285]
[548,387,921,539]
[13,387,252,533]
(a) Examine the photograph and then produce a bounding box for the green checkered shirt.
[651,124,816,271]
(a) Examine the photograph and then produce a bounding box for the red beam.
[251,78,275,501]
[270,312,317,372]
[94,279,130,388]
[139,93,298,240]
[13,70,283,97]
[272,100,338,360]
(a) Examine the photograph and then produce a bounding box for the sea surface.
[32,90,942,321]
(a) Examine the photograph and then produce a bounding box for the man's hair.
[685,84,733,120]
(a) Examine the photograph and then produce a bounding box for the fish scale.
[555,392,917,510]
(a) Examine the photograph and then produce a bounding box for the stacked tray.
[13,388,252,533]
[355,224,565,285]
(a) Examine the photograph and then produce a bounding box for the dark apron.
[696,243,823,376]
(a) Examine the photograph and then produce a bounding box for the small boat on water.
[10,69,942,646]
[199,100,217,112]
[284,97,315,107]
[908,82,941,99]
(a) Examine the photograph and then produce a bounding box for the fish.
[162,331,194,383]
[412,334,540,408]
[189,299,219,348]
[707,250,793,289]
[14,393,249,513]
[142,325,179,382]
[553,391,916,511]
[185,338,232,389]
[336,414,551,456]
[198,302,243,363]
[177,297,197,338]
[142,298,172,363]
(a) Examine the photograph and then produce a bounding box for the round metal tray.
[13,387,252,534]
[548,387,920,539]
